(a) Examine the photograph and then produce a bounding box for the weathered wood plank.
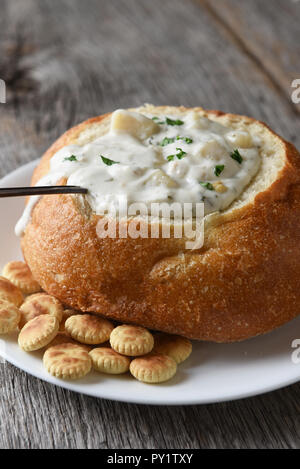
[1,361,300,449]
[202,0,300,113]
[0,0,300,449]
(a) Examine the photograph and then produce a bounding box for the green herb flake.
[175,147,187,159]
[166,147,187,162]
[200,181,214,191]
[167,155,175,162]
[160,136,193,147]
[64,155,78,162]
[152,116,184,126]
[160,137,175,146]
[230,149,243,164]
[214,165,225,177]
[185,137,193,144]
[100,155,119,166]
[152,116,164,124]
[166,117,184,126]
[176,136,193,144]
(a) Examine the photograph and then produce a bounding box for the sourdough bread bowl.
[18,104,300,342]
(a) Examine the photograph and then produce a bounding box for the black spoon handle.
[0,186,88,198]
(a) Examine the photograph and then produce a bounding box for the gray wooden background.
[0,0,300,449]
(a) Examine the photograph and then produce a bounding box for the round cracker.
[18,315,59,351]
[43,343,92,380]
[153,333,192,364]
[59,308,79,332]
[0,276,24,307]
[89,347,130,374]
[110,325,154,356]
[20,293,63,328]
[0,299,21,334]
[130,353,177,383]
[65,314,114,345]
[2,261,41,295]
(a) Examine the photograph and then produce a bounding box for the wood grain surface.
[0,0,299,449]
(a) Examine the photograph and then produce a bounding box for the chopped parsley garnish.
[214,165,225,177]
[152,117,184,126]
[176,148,187,159]
[230,149,243,164]
[160,137,175,146]
[167,154,175,162]
[159,136,193,146]
[166,117,184,126]
[200,181,214,191]
[100,155,119,166]
[152,116,164,124]
[167,147,187,161]
[176,136,193,144]
[64,155,77,162]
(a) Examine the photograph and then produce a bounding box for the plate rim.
[0,159,40,187]
[1,344,300,406]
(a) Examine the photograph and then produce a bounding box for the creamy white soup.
[15,109,261,235]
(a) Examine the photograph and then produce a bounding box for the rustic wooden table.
[0,0,299,449]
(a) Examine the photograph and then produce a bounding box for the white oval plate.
[1,160,300,405]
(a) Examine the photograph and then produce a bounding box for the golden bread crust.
[21,106,300,342]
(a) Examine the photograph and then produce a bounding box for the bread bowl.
[16,104,300,342]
